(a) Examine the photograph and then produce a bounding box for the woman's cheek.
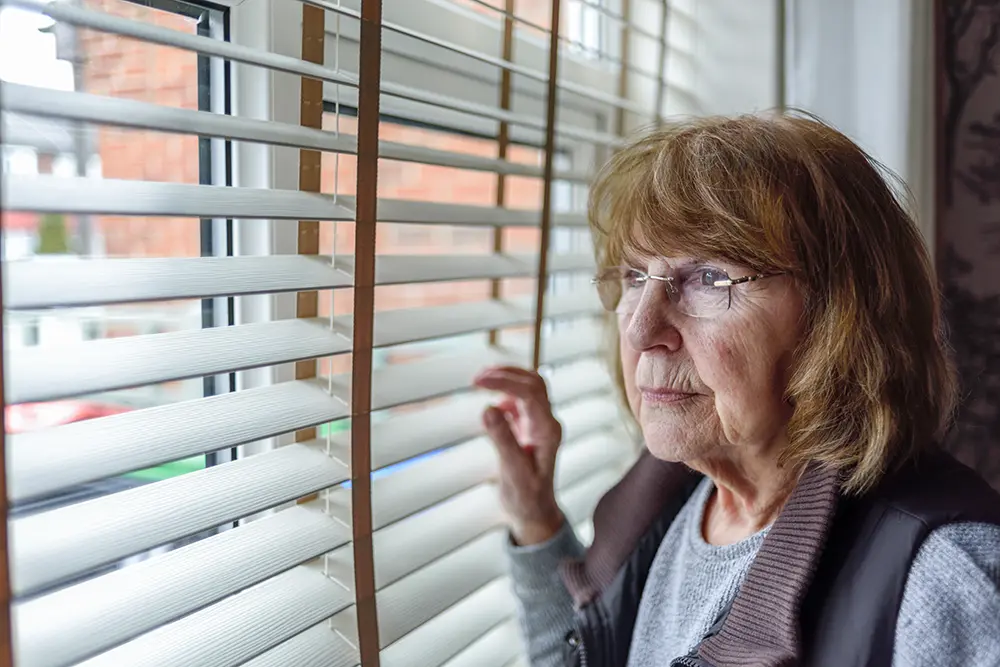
[620,341,641,417]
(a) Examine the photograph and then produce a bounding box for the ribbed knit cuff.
[506,521,585,595]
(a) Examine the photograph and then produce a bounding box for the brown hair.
[589,112,956,493]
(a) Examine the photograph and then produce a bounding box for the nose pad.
[662,277,681,305]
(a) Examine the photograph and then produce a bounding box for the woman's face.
[619,255,803,464]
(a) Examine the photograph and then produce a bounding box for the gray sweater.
[507,477,1000,666]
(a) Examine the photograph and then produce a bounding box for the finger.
[474,372,550,406]
[483,407,531,474]
[474,366,544,386]
[496,397,520,421]
[529,416,561,476]
[475,364,534,379]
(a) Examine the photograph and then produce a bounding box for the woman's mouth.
[639,388,698,404]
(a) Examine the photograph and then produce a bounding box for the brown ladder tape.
[532,0,564,371]
[489,0,517,346]
[295,3,326,445]
[351,0,383,663]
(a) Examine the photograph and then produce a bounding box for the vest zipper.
[670,655,711,667]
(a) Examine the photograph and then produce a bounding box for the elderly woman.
[474,114,1000,667]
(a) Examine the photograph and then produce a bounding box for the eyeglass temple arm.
[715,272,784,287]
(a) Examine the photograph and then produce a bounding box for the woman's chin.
[640,420,717,464]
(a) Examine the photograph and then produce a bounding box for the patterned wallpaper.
[937,0,1000,489]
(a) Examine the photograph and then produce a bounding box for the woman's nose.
[623,286,683,352]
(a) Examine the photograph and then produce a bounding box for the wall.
[936,0,1000,490]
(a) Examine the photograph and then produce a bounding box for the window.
[2,0,229,537]
[0,0,687,665]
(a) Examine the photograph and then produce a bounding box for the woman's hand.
[474,366,565,546]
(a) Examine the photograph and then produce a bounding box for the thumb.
[483,407,531,474]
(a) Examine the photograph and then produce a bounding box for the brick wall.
[77,0,556,371]
[80,0,201,259]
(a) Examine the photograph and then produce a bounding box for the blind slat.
[354,345,610,412]
[377,531,507,647]
[368,252,594,286]
[359,362,615,476]
[9,380,346,503]
[13,295,601,405]
[76,564,352,667]
[3,85,591,183]
[374,484,502,589]
[555,429,634,490]
[1,83,355,155]
[340,196,586,228]
[372,293,598,349]
[2,175,354,220]
[4,0,359,86]
[4,255,352,310]
[15,505,349,667]
[8,319,351,405]
[561,469,622,527]
[366,418,619,531]
[378,78,626,148]
[11,443,348,597]
[439,619,521,667]
[5,252,593,310]
[381,578,516,667]
[241,622,358,667]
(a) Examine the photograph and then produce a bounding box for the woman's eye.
[623,270,645,289]
[695,268,726,287]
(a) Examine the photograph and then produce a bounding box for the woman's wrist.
[511,511,566,547]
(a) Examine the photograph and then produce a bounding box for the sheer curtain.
[784,0,935,250]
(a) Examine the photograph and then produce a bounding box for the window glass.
[1,0,221,529]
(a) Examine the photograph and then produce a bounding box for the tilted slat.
[366,424,617,532]
[2,85,591,183]
[76,565,352,667]
[2,175,354,220]
[381,578,517,667]
[370,252,593,285]
[341,196,586,227]
[10,443,349,597]
[377,531,507,647]
[378,78,625,148]
[4,255,353,310]
[14,506,349,667]
[371,292,597,349]
[3,0,617,147]
[368,393,492,470]
[373,484,503,589]
[554,429,634,490]
[8,380,345,503]
[1,84,355,155]
[561,469,623,526]
[347,343,609,413]
[380,140,591,183]
[4,253,593,310]
[7,319,351,405]
[242,622,358,667]
[3,0,359,87]
[365,391,620,476]
[369,439,496,530]
[439,619,522,667]
[321,0,645,118]
[503,320,605,368]
[373,301,530,348]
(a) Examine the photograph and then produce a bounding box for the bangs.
[589,119,793,273]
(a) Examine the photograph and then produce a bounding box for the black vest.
[561,449,1000,667]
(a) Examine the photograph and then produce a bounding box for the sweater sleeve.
[506,522,586,667]
[893,522,1000,667]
